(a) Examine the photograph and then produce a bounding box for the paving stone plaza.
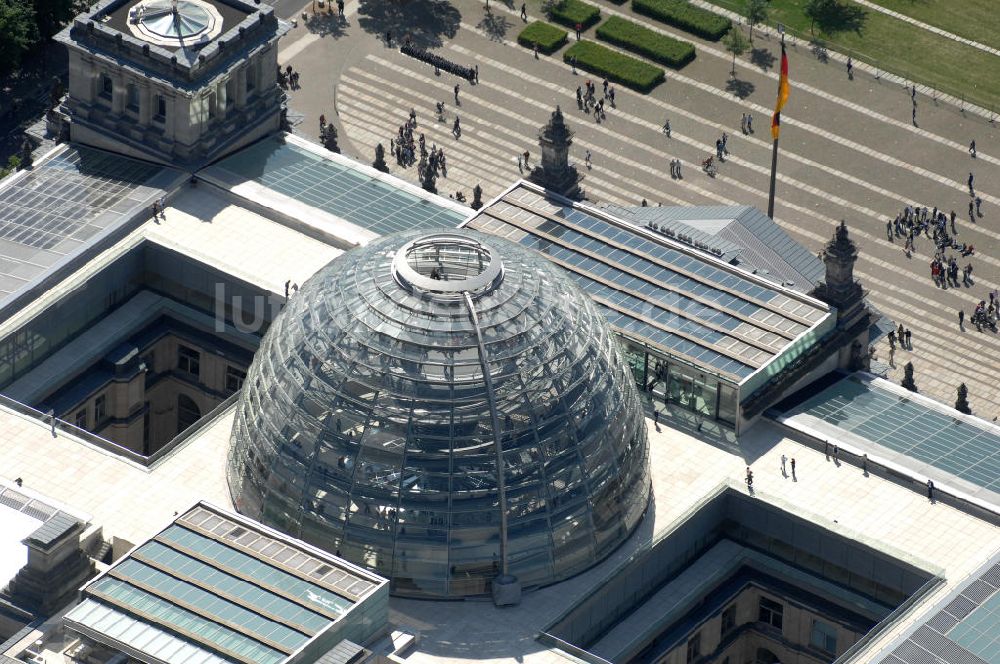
[277,0,1000,417]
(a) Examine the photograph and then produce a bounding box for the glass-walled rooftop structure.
[465,183,835,432]
[227,229,650,598]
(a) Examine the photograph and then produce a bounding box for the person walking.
[454,84,460,105]
[927,479,934,501]
[781,454,787,475]
[846,56,853,79]
[969,140,977,158]
[570,55,577,74]
[968,172,975,195]
[745,467,753,489]
[663,117,671,137]
[585,149,592,169]
[976,196,983,217]
[790,457,796,478]
[746,113,753,133]
[520,2,527,20]
[905,328,912,347]
[959,309,965,328]
[721,131,729,155]
[575,22,582,40]
[452,116,461,138]
[533,42,539,59]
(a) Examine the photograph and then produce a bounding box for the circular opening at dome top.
[391,235,504,297]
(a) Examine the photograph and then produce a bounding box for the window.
[758,597,783,630]
[154,94,167,121]
[178,345,200,377]
[126,83,139,111]
[75,408,87,429]
[100,74,113,99]
[720,604,736,637]
[94,394,107,423]
[686,632,701,663]
[177,394,202,433]
[810,620,838,654]
[226,366,246,393]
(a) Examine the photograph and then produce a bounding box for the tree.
[744,0,769,45]
[901,361,917,392]
[0,0,38,78]
[722,27,749,76]
[805,0,833,35]
[31,0,75,41]
[955,383,971,414]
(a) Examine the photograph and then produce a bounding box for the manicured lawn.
[863,0,1000,51]
[548,0,601,30]
[596,16,696,68]
[633,0,732,41]
[563,40,666,92]
[705,0,1000,110]
[517,21,569,54]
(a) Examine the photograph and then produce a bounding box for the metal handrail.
[0,390,239,468]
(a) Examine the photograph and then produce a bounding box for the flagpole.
[767,33,786,220]
[767,135,779,219]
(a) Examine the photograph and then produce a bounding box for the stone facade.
[54,0,290,167]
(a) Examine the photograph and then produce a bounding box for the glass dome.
[226,229,650,598]
[127,0,222,47]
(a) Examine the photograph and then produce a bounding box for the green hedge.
[517,21,569,54]
[596,16,695,68]
[563,40,665,92]
[632,0,731,41]
[549,0,601,30]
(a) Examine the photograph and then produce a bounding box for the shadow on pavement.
[750,47,775,72]
[357,0,461,49]
[725,77,755,99]
[304,11,348,38]
[477,12,512,41]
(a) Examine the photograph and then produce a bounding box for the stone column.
[139,85,153,125]
[235,68,248,109]
[112,74,126,114]
[216,79,228,120]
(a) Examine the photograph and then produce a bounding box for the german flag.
[771,43,789,140]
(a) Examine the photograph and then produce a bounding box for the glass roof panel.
[205,137,469,235]
[781,374,1000,493]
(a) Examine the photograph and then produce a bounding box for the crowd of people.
[384,109,450,181]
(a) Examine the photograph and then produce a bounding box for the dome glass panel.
[226,229,651,598]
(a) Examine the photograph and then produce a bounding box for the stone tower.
[529,106,583,200]
[812,221,871,371]
[54,0,290,168]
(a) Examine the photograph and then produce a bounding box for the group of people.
[575,79,614,123]
[385,109,448,178]
[887,203,971,259]
[277,64,300,90]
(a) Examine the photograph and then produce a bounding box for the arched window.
[756,647,781,664]
[177,394,201,434]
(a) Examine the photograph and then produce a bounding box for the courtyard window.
[94,394,107,423]
[126,83,139,111]
[178,345,200,377]
[720,604,736,637]
[245,63,256,93]
[154,94,167,121]
[758,597,783,630]
[75,408,87,429]
[810,620,838,654]
[686,632,701,663]
[226,366,246,393]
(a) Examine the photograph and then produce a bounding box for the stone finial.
[539,105,573,146]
